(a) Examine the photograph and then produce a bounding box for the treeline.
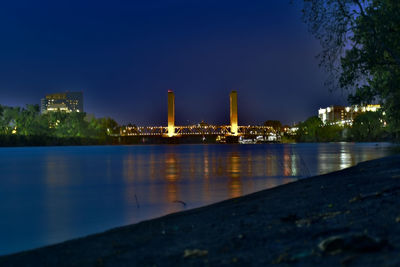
[0,104,119,146]
[292,112,390,143]
[265,111,392,143]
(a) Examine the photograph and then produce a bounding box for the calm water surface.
[0,143,394,255]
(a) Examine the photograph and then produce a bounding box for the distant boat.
[239,135,280,144]
[239,137,257,144]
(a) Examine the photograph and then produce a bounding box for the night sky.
[0,0,347,126]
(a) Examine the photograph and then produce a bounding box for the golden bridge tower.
[167,90,175,137]
[230,90,238,136]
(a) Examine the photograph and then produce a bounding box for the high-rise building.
[230,91,238,135]
[318,104,381,125]
[41,92,83,114]
[167,90,175,137]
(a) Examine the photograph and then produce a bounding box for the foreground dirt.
[1,155,400,266]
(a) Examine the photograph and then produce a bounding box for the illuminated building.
[318,104,381,125]
[41,91,83,114]
[167,90,175,137]
[318,106,350,125]
[197,121,209,127]
[230,91,238,135]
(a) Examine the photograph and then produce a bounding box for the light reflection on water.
[0,143,394,256]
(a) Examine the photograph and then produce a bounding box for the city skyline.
[0,0,348,126]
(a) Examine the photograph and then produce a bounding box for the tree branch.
[353,0,366,16]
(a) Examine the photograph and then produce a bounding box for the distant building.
[318,104,381,125]
[41,92,83,114]
[197,120,209,127]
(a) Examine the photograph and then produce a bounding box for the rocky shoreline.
[1,154,400,266]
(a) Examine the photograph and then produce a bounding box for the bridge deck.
[120,125,275,136]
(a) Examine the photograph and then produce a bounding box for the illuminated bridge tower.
[230,90,238,136]
[167,90,175,137]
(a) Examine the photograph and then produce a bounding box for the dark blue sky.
[0,0,347,126]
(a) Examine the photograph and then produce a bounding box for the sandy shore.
[1,154,400,266]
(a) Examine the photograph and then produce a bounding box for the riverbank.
[1,154,400,266]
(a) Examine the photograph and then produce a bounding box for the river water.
[0,142,394,255]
